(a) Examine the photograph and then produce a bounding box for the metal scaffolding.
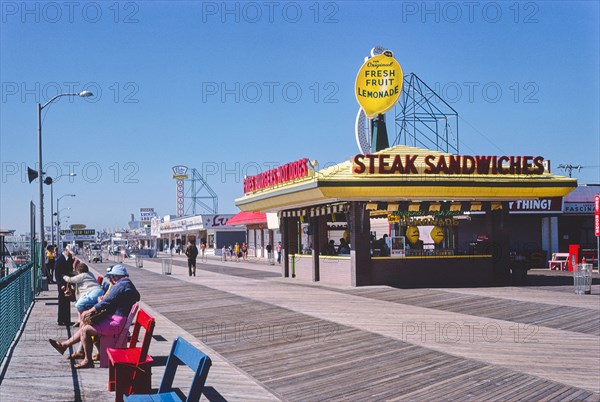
[184,168,218,215]
[393,73,459,154]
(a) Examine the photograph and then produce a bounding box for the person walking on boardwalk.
[266,243,274,265]
[276,241,282,264]
[49,264,140,369]
[241,242,248,261]
[234,242,241,262]
[200,240,207,262]
[185,240,198,276]
[55,246,75,325]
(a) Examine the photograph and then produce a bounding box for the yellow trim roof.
[236,145,577,212]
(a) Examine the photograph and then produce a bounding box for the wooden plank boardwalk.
[1,254,598,401]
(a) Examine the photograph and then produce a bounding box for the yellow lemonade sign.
[355,51,403,118]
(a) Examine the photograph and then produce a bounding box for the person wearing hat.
[54,246,75,325]
[49,264,140,368]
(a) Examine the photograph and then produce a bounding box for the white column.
[542,216,560,257]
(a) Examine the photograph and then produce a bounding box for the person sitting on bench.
[49,264,140,369]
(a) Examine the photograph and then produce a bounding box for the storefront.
[226,211,281,258]
[559,185,599,263]
[235,146,577,287]
[151,214,245,253]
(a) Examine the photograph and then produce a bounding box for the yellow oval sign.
[430,226,445,244]
[70,224,86,230]
[355,51,403,119]
[406,225,420,244]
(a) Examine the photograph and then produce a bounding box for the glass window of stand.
[391,217,456,257]
[384,200,485,257]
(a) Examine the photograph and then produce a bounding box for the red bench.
[107,308,156,402]
[99,303,139,368]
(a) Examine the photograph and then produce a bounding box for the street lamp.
[37,91,92,266]
[44,173,77,245]
[55,194,75,249]
[54,207,71,226]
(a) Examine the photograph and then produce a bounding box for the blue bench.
[124,337,212,402]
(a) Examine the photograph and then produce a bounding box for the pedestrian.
[266,243,274,265]
[185,240,198,276]
[49,264,140,369]
[234,242,240,262]
[55,246,75,325]
[45,245,56,284]
[241,242,248,261]
[276,241,282,264]
[200,240,207,262]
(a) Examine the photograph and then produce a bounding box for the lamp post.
[56,194,75,249]
[37,91,92,267]
[44,173,77,245]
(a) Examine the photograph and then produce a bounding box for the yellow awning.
[236,145,577,212]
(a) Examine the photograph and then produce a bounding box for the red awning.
[226,211,267,226]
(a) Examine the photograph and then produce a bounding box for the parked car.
[88,243,103,263]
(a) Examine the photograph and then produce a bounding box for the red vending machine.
[568,244,580,272]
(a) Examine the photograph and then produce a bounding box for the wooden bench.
[549,253,569,271]
[124,336,212,402]
[107,308,156,402]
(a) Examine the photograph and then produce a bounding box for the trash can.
[135,255,143,268]
[511,262,528,285]
[161,258,172,275]
[574,263,592,295]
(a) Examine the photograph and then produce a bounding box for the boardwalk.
[1,254,599,401]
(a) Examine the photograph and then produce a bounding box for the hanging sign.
[355,50,403,118]
[594,194,599,237]
[405,226,420,244]
[430,226,445,244]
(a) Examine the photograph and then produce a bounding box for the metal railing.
[0,262,36,363]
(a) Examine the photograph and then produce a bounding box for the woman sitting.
[62,263,105,327]
[49,264,140,368]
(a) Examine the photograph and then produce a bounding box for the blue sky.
[1,1,599,234]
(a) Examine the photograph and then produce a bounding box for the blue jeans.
[75,288,105,312]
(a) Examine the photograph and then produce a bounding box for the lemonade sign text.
[355,51,403,118]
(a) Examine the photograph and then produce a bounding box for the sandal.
[67,352,85,360]
[92,353,100,361]
[49,339,67,355]
[74,360,94,369]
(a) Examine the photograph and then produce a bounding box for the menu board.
[391,236,405,257]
